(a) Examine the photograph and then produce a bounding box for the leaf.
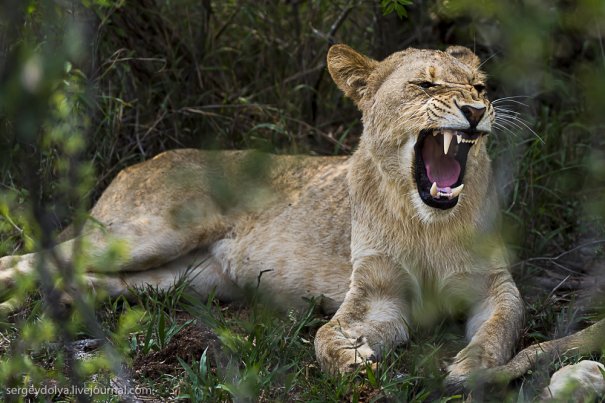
[167,319,194,341]
[251,123,286,134]
[380,0,412,19]
[365,362,378,387]
[216,383,237,395]
[158,311,166,347]
[516,382,525,403]
[199,347,208,380]
[178,356,198,383]
[143,320,154,353]
[395,6,408,18]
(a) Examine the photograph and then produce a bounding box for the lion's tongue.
[422,135,460,187]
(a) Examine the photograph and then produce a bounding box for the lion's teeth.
[450,184,464,198]
[456,134,462,144]
[443,131,453,154]
[430,182,438,197]
[473,135,483,157]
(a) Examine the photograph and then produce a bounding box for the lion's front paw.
[315,324,378,375]
[344,336,378,372]
[445,343,495,392]
[333,335,378,374]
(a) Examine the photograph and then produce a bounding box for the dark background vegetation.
[0,0,604,401]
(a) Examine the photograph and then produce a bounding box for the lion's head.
[327,45,494,221]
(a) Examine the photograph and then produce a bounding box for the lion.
[0,44,527,389]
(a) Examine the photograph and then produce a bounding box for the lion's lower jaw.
[409,191,460,223]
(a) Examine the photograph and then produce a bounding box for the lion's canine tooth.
[443,131,453,154]
[433,130,438,136]
[473,135,483,157]
[450,184,464,198]
[430,182,438,197]
[456,134,462,144]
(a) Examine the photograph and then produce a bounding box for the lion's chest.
[392,234,492,320]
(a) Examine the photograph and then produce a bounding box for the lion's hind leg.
[82,249,243,302]
[0,245,242,315]
[0,223,191,288]
[0,212,229,313]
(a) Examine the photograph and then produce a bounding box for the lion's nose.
[460,105,486,129]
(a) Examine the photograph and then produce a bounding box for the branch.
[310,5,354,45]
[511,239,605,270]
[477,318,605,386]
[327,6,354,44]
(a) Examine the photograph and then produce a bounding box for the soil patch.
[133,320,223,380]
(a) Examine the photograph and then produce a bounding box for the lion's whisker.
[493,122,519,137]
[492,98,530,107]
[495,115,543,143]
[494,106,522,116]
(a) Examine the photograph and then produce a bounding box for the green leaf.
[365,362,378,387]
[516,383,525,403]
[158,311,166,346]
[199,348,208,379]
[380,0,412,19]
[178,356,198,383]
[143,320,154,353]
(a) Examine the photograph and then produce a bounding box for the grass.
[1,276,599,401]
[84,284,461,402]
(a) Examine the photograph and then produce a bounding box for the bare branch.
[477,318,605,386]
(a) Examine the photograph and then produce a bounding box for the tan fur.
[0,45,524,388]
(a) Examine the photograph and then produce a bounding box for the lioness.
[0,44,524,388]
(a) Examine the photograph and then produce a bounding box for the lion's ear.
[327,44,378,106]
[445,46,481,69]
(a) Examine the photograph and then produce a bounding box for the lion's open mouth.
[414,129,487,210]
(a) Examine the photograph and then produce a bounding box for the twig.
[311,5,354,44]
[256,269,273,289]
[281,115,352,152]
[544,274,570,301]
[329,6,354,39]
[248,64,326,100]
[511,239,605,269]
[140,109,167,144]
[178,104,352,151]
[0,213,34,245]
[98,48,167,80]
[213,4,242,42]
[476,318,605,387]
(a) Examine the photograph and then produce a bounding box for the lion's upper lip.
[437,128,486,150]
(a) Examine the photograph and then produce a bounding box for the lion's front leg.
[314,255,409,374]
[446,269,524,390]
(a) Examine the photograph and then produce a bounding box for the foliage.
[0,0,603,401]
[381,0,414,18]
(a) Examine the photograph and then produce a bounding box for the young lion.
[0,45,524,387]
